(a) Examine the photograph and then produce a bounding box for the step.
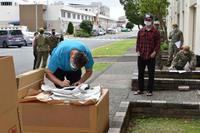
[133,70,200,79]
[131,77,200,90]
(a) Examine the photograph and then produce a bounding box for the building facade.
[167,0,200,55]
[0,0,117,32]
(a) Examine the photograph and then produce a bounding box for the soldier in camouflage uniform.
[34,28,49,68]
[167,24,184,66]
[48,29,59,55]
[154,21,164,70]
[169,45,196,71]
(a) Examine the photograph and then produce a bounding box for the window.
[67,12,71,18]
[1,2,12,6]
[61,11,65,17]
[77,14,80,19]
[85,9,88,11]
[9,30,22,35]
[73,13,76,19]
[82,15,84,20]
[0,30,7,36]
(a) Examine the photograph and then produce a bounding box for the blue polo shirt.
[48,40,94,73]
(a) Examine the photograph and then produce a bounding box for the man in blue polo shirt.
[45,40,94,88]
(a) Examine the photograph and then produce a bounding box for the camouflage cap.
[39,27,44,32]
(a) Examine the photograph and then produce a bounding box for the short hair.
[73,52,88,68]
[34,32,38,36]
[39,28,44,34]
[182,45,190,52]
[172,24,178,28]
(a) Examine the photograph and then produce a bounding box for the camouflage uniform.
[171,50,196,70]
[168,29,184,65]
[35,34,49,68]
[48,35,59,55]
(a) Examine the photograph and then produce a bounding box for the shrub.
[160,42,169,51]
[80,20,93,34]
[74,30,90,37]
[126,22,134,30]
[67,22,74,35]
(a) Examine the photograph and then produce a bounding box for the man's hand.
[136,52,140,56]
[73,81,82,86]
[168,66,174,70]
[150,51,156,58]
[60,80,70,87]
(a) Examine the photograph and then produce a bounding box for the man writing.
[45,40,94,88]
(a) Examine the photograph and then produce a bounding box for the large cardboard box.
[0,56,22,133]
[17,69,109,133]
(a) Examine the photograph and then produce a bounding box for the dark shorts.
[53,68,82,88]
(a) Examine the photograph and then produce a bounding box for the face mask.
[52,32,55,35]
[70,61,78,71]
[144,21,152,26]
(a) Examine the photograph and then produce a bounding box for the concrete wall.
[20,4,45,32]
[0,6,19,23]
[167,0,200,55]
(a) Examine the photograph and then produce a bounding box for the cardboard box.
[0,106,21,133]
[0,56,17,114]
[17,69,109,133]
[0,56,22,133]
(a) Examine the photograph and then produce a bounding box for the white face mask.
[70,61,78,71]
[144,21,152,26]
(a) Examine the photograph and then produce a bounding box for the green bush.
[67,22,74,35]
[74,30,90,37]
[126,22,134,30]
[160,42,169,51]
[80,20,93,34]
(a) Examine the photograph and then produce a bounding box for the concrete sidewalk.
[89,46,200,124]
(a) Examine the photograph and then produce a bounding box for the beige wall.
[19,4,45,32]
[167,0,200,55]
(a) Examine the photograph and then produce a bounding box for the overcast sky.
[63,0,125,19]
[32,0,125,19]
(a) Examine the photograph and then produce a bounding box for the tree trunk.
[159,17,168,44]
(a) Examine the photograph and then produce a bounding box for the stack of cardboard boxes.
[0,56,22,133]
[0,56,109,133]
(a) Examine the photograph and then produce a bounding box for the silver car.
[0,29,25,48]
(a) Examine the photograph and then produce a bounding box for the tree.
[67,22,74,35]
[139,0,170,42]
[120,0,144,29]
[80,20,93,34]
[120,0,170,42]
[126,22,134,29]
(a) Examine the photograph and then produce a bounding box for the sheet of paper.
[175,41,181,48]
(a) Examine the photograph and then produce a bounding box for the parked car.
[22,31,34,46]
[91,29,99,36]
[98,28,106,35]
[121,28,129,32]
[0,28,25,48]
[106,28,117,34]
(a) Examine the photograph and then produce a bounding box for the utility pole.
[46,0,49,30]
[34,1,38,31]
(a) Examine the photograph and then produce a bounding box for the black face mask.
[52,32,55,35]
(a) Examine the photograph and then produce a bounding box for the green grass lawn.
[92,39,136,57]
[127,116,200,133]
[93,63,112,72]
[82,63,112,73]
